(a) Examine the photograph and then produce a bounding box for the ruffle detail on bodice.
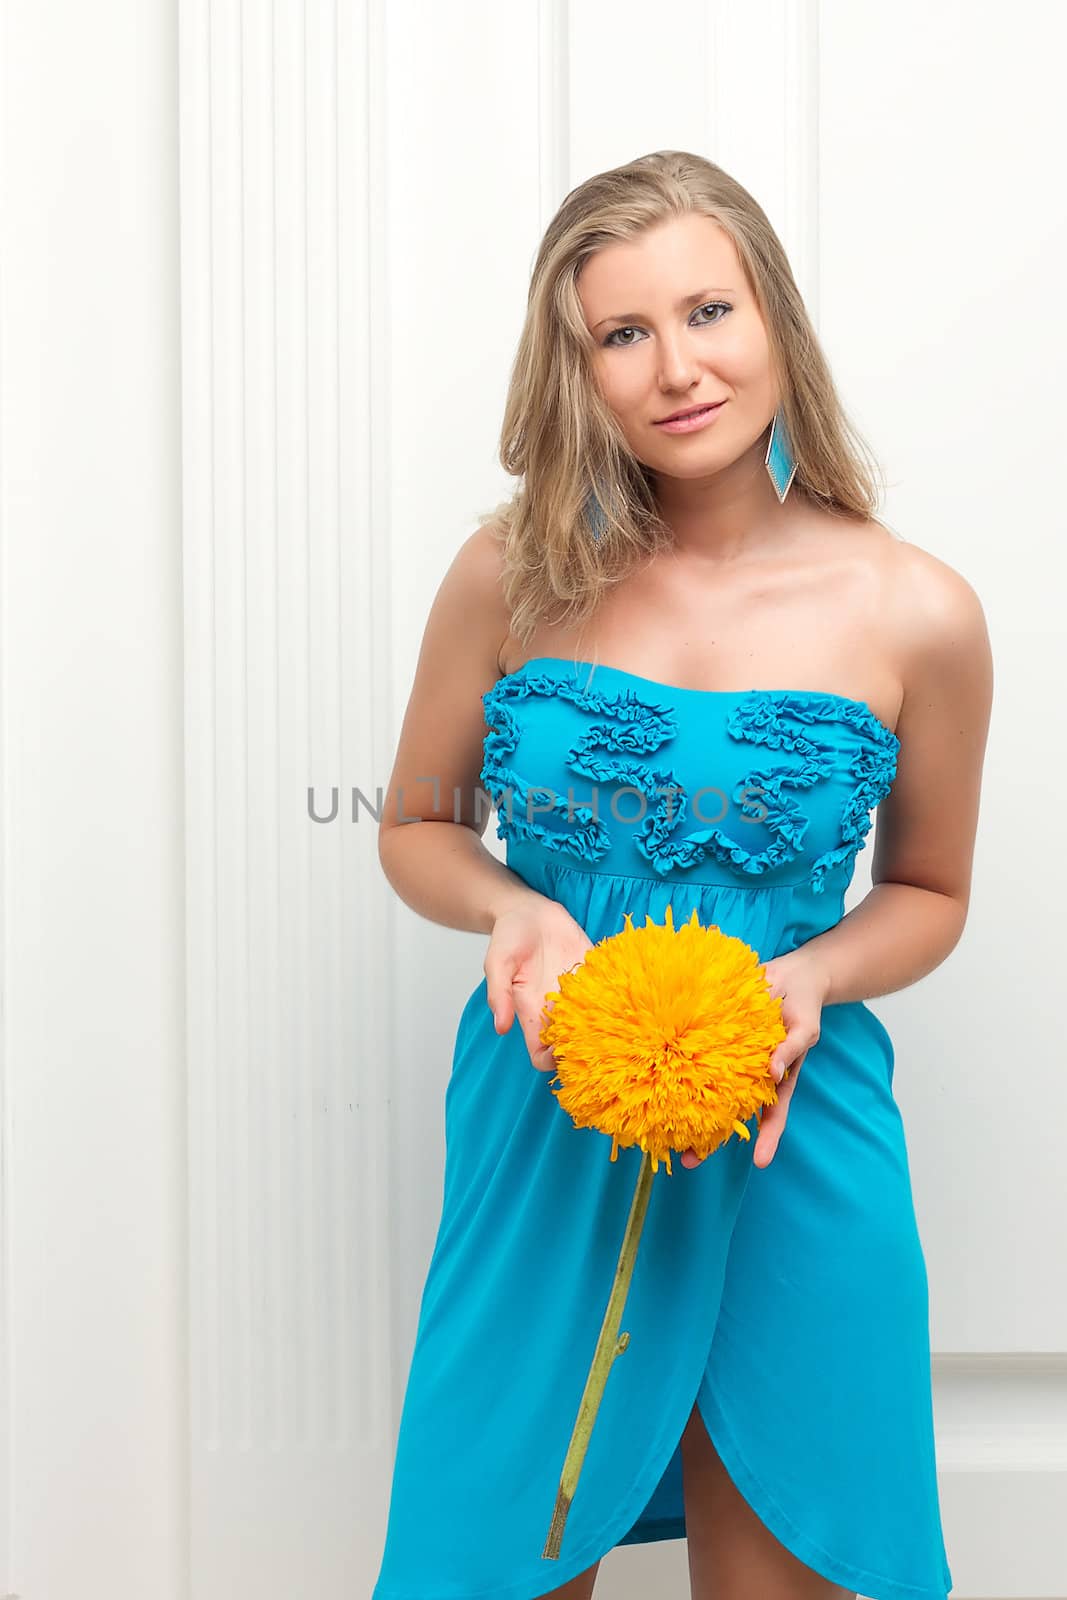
[480,673,677,865]
[725,694,900,893]
[480,671,899,895]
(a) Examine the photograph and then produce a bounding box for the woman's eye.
[602,301,731,348]
[693,300,730,326]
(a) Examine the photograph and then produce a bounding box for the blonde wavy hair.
[476,148,887,649]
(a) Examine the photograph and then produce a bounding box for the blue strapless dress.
[372,656,953,1600]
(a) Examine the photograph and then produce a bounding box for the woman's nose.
[656,335,703,391]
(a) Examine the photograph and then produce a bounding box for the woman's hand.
[679,947,831,1171]
[485,902,594,1074]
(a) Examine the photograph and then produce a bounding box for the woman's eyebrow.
[592,287,736,332]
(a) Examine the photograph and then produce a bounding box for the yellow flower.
[539,902,787,1177]
[538,903,786,1562]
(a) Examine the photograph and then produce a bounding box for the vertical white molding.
[0,0,11,1586]
[181,0,394,1590]
[783,0,821,325]
[538,0,571,224]
[350,0,397,1450]
[695,0,821,310]
[703,1,718,166]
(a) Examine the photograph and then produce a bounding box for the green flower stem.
[541,1148,656,1560]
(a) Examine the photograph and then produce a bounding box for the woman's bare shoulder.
[868,525,993,755]
[867,524,993,901]
[875,526,989,664]
[448,517,512,662]
[377,519,512,839]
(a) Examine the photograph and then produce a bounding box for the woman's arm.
[380,817,556,936]
[377,522,563,935]
[793,541,994,1007]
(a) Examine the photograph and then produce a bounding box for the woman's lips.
[653,401,726,434]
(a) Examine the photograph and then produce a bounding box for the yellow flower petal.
[540,902,786,1171]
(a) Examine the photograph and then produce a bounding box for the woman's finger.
[520,1001,556,1072]
[489,987,514,1031]
[772,1023,818,1080]
[753,1096,786,1166]
[754,1052,805,1165]
[483,949,515,1031]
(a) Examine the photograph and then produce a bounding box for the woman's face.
[577,213,779,481]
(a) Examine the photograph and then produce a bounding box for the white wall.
[0,2,1063,1597]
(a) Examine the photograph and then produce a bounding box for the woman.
[372,151,991,1600]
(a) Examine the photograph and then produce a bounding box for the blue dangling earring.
[584,485,608,542]
[765,405,797,503]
